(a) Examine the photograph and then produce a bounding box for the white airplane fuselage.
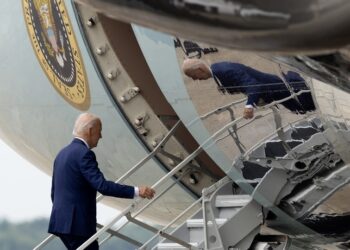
[3,1,350,249]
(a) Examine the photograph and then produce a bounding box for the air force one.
[3,0,350,249]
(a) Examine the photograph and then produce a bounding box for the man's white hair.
[72,113,100,137]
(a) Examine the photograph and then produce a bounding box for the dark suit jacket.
[48,138,135,237]
[211,62,315,113]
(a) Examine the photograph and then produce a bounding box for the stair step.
[265,140,303,158]
[291,126,318,140]
[186,218,227,228]
[156,242,198,249]
[215,195,251,208]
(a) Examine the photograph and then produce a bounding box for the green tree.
[0,218,155,250]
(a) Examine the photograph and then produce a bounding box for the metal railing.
[78,89,316,249]
[34,99,250,249]
[33,120,182,249]
[76,113,250,249]
[34,89,314,249]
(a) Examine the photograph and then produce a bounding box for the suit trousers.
[58,233,98,250]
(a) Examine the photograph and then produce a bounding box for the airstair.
[34,90,350,250]
[152,177,261,250]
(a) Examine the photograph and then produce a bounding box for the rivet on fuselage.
[107,70,118,80]
[151,140,158,147]
[189,173,199,185]
[120,96,126,103]
[96,46,106,55]
[87,17,96,27]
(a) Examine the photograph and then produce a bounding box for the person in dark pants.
[48,113,155,250]
[182,59,316,119]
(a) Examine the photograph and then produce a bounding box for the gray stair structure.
[153,185,262,250]
[152,121,321,250]
[32,98,350,250]
[241,117,325,180]
[152,117,350,249]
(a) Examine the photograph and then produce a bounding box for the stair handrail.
[192,90,313,158]
[33,235,55,250]
[35,98,248,249]
[191,90,311,128]
[205,90,315,166]
[139,90,315,248]
[76,112,253,249]
[139,198,203,249]
[138,90,311,250]
[35,89,313,250]
[33,120,182,249]
[102,167,191,245]
[95,222,142,247]
[256,90,311,112]
[139,177,231,249]
[243,113,316,160]
[187,98,247,126]
[242,89,314,157]
[95,120,182,203]
[214,109,273,146]
[98,234,112,246]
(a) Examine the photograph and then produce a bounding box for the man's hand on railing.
[243,107,254,119]
[139,186,156,199]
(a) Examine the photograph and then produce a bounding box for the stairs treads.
[242,161,270,180]
[291,126,318,140]
[265,140,302,158]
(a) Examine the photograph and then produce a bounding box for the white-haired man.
[182,58,315,119]
[48,113,155,250]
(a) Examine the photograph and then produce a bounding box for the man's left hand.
[243,107,254,119]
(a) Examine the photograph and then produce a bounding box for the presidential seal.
[23,0,90,110]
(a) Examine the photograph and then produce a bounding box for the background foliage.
[0,218,155,250]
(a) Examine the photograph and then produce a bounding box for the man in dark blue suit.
[182,59,316,119]
[48,113,155,249]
